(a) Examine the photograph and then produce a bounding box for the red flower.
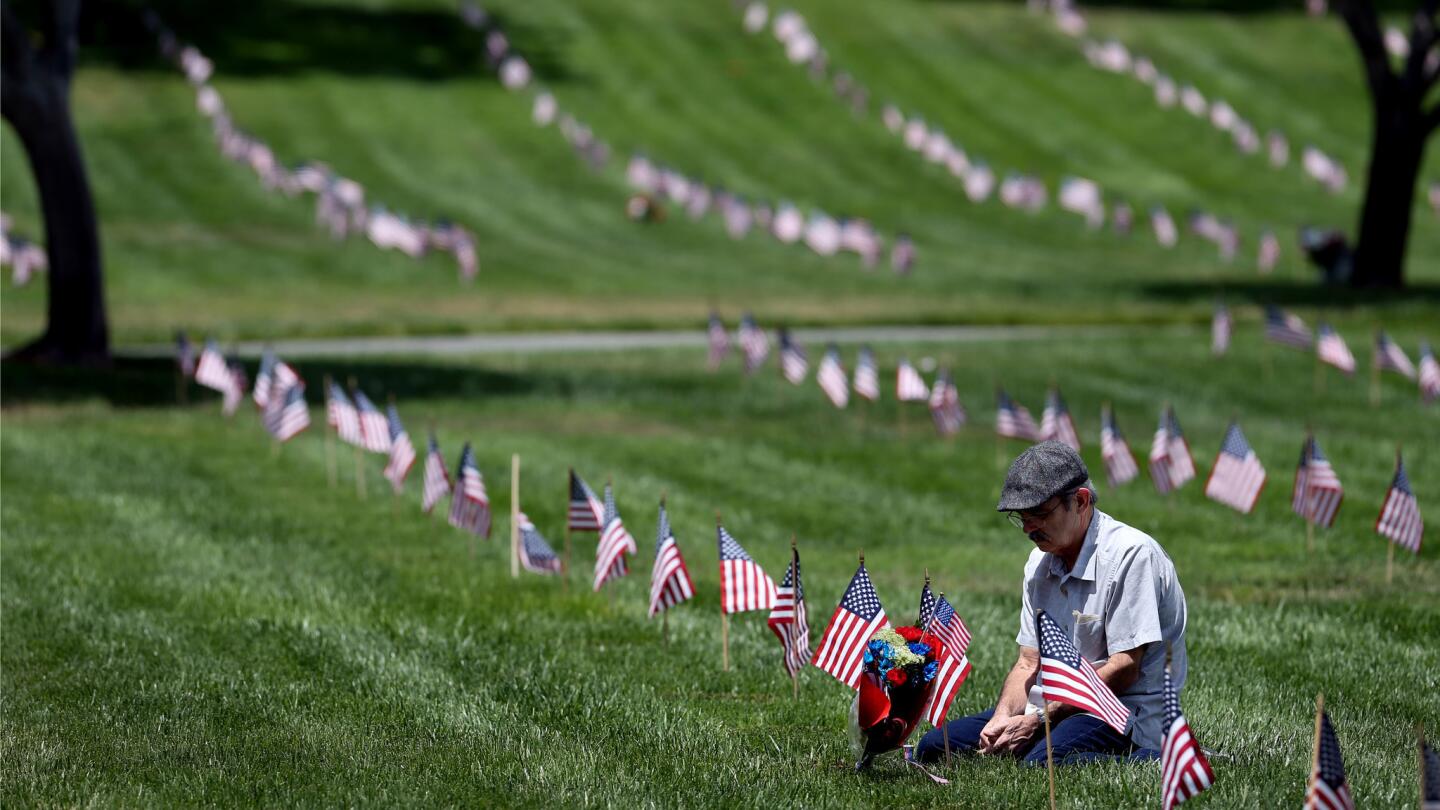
[885,668,908,686]
[895,626,923,643]
[919,633,946,661]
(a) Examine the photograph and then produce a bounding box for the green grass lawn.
[3,0,1438,345]
[4,327,1436,806]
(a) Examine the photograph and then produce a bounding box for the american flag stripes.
[383,404,416,492]
[516,512,562,574]
[896,357,930,401]
[1211,303,1231,356]
[767,545,811,677]
[817,344,850,408]
[568,469,605,531]
[1205,422,1267,513]
[853,346,880,401]
[1040,387,1082,451]
[648,500,695,616]
[1306,709,1354,810]
[594,483,638,591]
[930,594,972,656]
[1265,306,1312,349]
[1292,435,1343,529]
[811,561,889,688]
[327,381,362,445]
[1421,736,1440,810]
[707,311,730,370]
[1150,406,1197,494]
[718,524,776,613]
[1315,324,1356,374]
[929,369,965,435]
[222,360,247,416]
[175,331,196,377]
[1101,404,1140,487]
[1035,609,1130,735]
[421,433,451,513]
[195,340,231,392]
[1160,661,1214,810]
[352,390,392,453]
[738,312,770,373]
[779,328,809,384]
[264,381,310,442]
[1376,452,1423,554]
[1420,342,1440,402]
[1374,331,1417,379]
[922,648,972,728]
[448,443,492,537]
[253,349,277,408]
[996,389,1041,441]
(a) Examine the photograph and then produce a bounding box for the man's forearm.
[993,652,1038,718]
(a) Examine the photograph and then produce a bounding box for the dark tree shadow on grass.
[70,0,573,84]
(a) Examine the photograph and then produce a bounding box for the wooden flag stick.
[1386,539,1395,585]
[791,534,800,700]
[510,454,521,579]
[1042,690,1057,810]
[563,469,574,593]
[348,377,365,499]
[662,610,670,645]
[940,589,951,763]
[1310,693,1325,800]
[1306,519,1315,555]
[324,375,337,488]
[1370,354,1382,407]
[719,511,729,672]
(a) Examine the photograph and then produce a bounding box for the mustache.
[1028,530,1049,543]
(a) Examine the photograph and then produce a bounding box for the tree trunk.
[1351,107,1426,288]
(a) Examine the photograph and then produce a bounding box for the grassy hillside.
[4,327,1437,806]
[3,0,1436,345]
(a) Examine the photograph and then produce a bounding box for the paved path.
[122,323,1170,359]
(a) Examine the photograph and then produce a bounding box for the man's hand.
[978,712,1042,755]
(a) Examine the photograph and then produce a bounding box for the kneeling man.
[917,441,1187,764]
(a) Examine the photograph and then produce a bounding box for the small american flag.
[1040,387,1082,451]
[918,581,937,629]
[853,346,880,401]
[264,381,309,442]
[1420,736,1440,810]
[922,648,972,728]
[996,389,1041,441]
[1374,331,1417,379]
[421,433,451,513]
[779,328,809,384]
[352,390,392,454]
[1035,609,1130,734]
[811,561,889,688]
[738,312,770,373]
[718,523,776,613]
[175,331,195,376]
[707,311,730,370]
[1150,406,1197,494]
[568,469,605,531]
[817,344,849,408]
[930,594,972,656]
[648,501,695,616]
[327,381,362,446]
[896,357,930,401]
[767,545,811,677]
[1292,435,1343,529]
[1211,303,1231,356]
[929,369,966,436]
[1160,661,1214,810]
[195,339,231,392]
[1205,422,1267,513]
[383,404,416,492]
[448,443,492,538]
[1376,452,1423,554]
[222,359,247,417]
[1265,306,1313,349]
[1305,710,1354,810]
[1101,404,1140,487]
[516,512,562,575]
[1419,342,1440,402]
[594,483,637,591]
[1315,324,1356,374]
[253,350,277,408]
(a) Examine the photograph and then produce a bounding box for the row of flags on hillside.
[1211,304,1440,402]
[144,14,480,281]
[738,3,1285,271]
[0,212,48,287]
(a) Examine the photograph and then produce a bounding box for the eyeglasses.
[1006,499,1065,529]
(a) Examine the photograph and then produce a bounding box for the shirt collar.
[1045,509,1102,583]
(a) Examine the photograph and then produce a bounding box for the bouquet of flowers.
[850,625,948,770]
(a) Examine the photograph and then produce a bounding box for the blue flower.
[867,639,889,657]
[863,649,874,666]
[923,661,939,682]
[908,642,931,657]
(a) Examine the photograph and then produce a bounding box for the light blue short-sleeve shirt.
[1015,509,1188,751]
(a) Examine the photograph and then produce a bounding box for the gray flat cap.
[996,441,1093,511]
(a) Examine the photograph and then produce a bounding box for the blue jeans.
[915,708,1158,765]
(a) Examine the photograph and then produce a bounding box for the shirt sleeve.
[1016,560,1038,649]
[1102,543,1165,656]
